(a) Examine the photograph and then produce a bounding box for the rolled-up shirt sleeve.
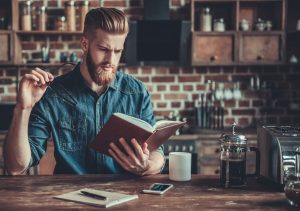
[27,100,51,167]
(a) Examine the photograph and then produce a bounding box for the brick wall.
[0,0,300,128]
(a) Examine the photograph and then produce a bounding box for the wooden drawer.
[239,34,282,63]
[0,33,11,62]
[192,33,235,65]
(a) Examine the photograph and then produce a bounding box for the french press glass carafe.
[219,122,256,188]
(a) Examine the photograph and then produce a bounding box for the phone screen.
[150,184,172,191]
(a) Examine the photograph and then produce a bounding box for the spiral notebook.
[54,188,138,208]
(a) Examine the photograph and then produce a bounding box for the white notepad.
[54,188,138,208]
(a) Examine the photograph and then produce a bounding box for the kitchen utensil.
[219,122,259,188]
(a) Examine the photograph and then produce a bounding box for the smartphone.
[142,183,173,195]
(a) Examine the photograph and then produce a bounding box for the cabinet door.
[192,33,234,65]
[0,33,10,62]
[239,34,282,63]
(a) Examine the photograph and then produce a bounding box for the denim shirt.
[28,63,164,174]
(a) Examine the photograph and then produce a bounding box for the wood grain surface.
[0,174,295,210]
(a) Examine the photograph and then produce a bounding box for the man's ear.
[81,37,88,52]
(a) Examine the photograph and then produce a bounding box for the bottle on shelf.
[20,0,32,31]
[65,0,76,31]
[36,6,47,31]
[80,0,89,31]
[200,7,212,32]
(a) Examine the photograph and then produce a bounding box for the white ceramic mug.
[169,152,191,181]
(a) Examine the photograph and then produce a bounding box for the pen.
[80,190,107,200]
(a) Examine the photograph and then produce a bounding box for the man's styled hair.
[83,7,129,36]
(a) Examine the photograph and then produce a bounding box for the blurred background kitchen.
[0,0,299,176]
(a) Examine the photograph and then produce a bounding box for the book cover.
[54,188,138,208]
[89,113,185,155]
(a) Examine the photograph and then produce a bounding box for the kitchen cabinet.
[190,0,295,66]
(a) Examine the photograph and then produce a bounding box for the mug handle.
[246,146,260,177]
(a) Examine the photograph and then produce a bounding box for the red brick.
[151,94,161,100]
[89,1,99,7]
[68,43,81,49]
[146,85,153,92]
[49,35,59,42]
[50,43,64,49]
[8,86,17,94]
[170,85,180,91]
[124,8,143,16]
[0,69,4,76]
[183,85,193,91]
[1,95,16,102]
[238,118,249,127]
[157,85,166,91]
[192,94,200,100]
[196,84,206,90]
[22,43,37,50]
[182,68,193,74]
[208,67,221,73]
[0,87,4,93]
[104,0,126,7]
[171,102,181,108]
[178,76,200,82]
[195,67,207,73]
[0,78,13,85]
[225,118,235,125]
[171,0,182,7]
[164,93,187,100]
[5,69,17,77]
[20,69,31,76]
[232,109,255,115]
[157,102,167,108]
[154,110,174,117]
[136,76,149,83]
[184,102,194,108]
[205,75,229,82]
[170,67,180,74]
[253,100,264,107]
[243,91,259,98]
[48,1,58,7]
[155,67,168,75]
[239,100,250,107]
[141,67,152,74]
[225,100,236,107]
[152,76,175,83]
[126,67,138,74]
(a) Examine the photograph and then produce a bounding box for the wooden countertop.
[0,174,293,210]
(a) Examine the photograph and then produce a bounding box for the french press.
[219,122,258,188]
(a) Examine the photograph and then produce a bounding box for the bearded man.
[4,8,165,175]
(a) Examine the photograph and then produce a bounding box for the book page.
[154,120,183,130]
[114,113,154,132]
[54,188,138,208]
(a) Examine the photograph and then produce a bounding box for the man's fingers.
[108,149,130,171]
[31,69,46,85]
[24,74,40,83]
[34,67,50,82]
[119,138,139,164]
[109,142,134,168]
[131,139,144,161]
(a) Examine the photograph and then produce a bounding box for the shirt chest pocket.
[58,117,87,152]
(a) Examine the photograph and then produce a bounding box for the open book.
[90,113,185,155]
[54,188,138,208]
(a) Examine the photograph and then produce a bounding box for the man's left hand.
[108,138,150,176]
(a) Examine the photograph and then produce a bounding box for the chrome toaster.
[257,125,300,186]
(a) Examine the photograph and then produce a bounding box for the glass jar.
[56,16,66,31]
[36,6,47,31]
[80,0,89,31]
[285,173,300,207]
[20,0,32,31]
[213,18,225,32]
[200,7,212,32]
[65,0,76,31]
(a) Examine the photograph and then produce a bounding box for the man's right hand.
[17,67,54,110]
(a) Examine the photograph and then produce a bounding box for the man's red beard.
[86,50,117,86]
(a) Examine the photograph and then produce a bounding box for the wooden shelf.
[16,30,83,35]
[193,31,236,35]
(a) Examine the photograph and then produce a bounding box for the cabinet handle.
[210,55,218,61]
[215,148,220,153]
[215,169,220,174]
